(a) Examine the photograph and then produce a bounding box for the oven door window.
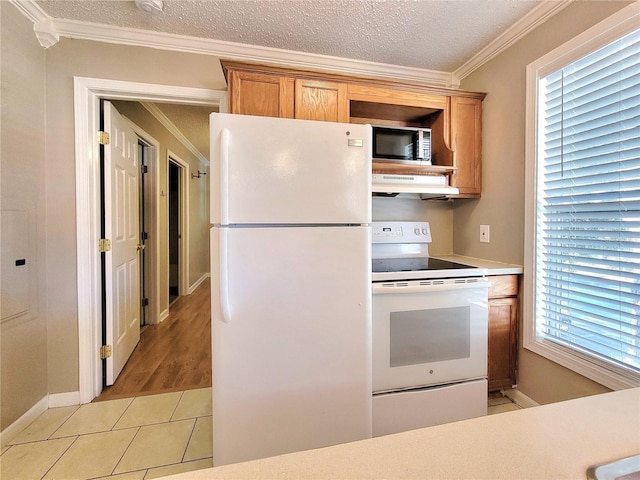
[390,307,470,367]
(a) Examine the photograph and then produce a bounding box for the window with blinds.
[533,26,640,384]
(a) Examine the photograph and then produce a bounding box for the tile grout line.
[38,435,80,480]
[110,425,143,477]
[169,390,187,423]
[180,416,200,464]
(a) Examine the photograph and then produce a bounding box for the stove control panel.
[372,221,432,244]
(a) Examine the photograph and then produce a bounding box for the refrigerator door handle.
[220,128,230,225]
[218,227,231,323]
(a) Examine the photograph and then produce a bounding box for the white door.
[104,101,141,385]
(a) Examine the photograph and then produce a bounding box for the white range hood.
[372,173,459,199]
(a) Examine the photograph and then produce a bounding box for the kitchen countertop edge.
[159,387,640,479]
[433,254,524,275]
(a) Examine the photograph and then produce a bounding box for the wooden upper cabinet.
[227,70,294,118]
[450,96,482,197]
[295,79,349,123]
[222,60,485,197]
[225,65,348,123]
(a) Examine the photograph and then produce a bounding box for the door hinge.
[100,345,112,359]
[97,131,110,145]
[98,238,111,252]
[141,165,148,174]
[141,298,149,307]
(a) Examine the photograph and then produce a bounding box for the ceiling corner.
[454,0,575,81]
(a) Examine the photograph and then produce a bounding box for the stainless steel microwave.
[372,126,432,165]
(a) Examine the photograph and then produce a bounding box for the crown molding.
[454,0,574,81]
[9,0,48,24]
[141,102,209,166]
[11,0,573,88]
[53,17,459,88]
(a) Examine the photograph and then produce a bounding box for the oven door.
[372,278,489,393]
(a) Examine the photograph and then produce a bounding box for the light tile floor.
[1,388,213,480]
[2,388,523,480]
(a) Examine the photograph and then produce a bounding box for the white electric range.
[371,221,490,437]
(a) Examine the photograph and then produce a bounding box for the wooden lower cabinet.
[487,275,519,392]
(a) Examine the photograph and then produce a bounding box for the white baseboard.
[188,272,210,295]
[158,307,169,324]
[48,391,80,408]
[502,388,540,408]
[1,391,82,447]
[1,396,48,447]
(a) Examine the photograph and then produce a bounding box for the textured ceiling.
[36,0,542,72]
[33,0,545,162]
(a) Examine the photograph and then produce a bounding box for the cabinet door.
[295,79,349,123]
[450,96,482,197]
[228,70,294,118]
[487,297,518,391]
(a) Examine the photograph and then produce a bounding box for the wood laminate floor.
[95,279,212,402]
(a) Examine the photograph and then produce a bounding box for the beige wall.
[372,198,454,254]
[455,0,632,404]
[43,38,224,396]
[0,4,48,430]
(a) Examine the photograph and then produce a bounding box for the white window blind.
[535,26,640,381]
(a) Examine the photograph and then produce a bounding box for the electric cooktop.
[372,257,477,273]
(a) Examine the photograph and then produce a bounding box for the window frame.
[523,3,640,390]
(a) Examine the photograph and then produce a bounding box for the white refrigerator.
[209,113,373,466]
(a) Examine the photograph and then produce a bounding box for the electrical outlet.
[480,225,490,243]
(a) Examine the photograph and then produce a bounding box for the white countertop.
[434,254,524,275]
[162,388,640,479]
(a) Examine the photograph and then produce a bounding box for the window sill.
[523,336,640,391]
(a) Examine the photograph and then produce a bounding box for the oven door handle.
[372,280,490,294]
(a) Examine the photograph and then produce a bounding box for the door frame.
[74,77,224,403]
[167,151,190,299]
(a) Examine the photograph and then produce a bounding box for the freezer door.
[210,113,371,225]
[211,225,372,466]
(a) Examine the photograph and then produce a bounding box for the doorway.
[168,151,190,305]
[74,77,225,403]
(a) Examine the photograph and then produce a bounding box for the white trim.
[0,396,48,447]
[454,0,574,80]
[502,388,539,409]
[13,0,575,89]
[51,18,459,88]
[8,0,49,25]
[167,151,190,298]
[48,391,80,408]
[74,77,221,404]
[141,102,209,166]
[523,3,640,392]
[158,307,170,324]
[189,272,211,295]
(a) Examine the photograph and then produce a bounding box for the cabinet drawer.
[488,275,518,298]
